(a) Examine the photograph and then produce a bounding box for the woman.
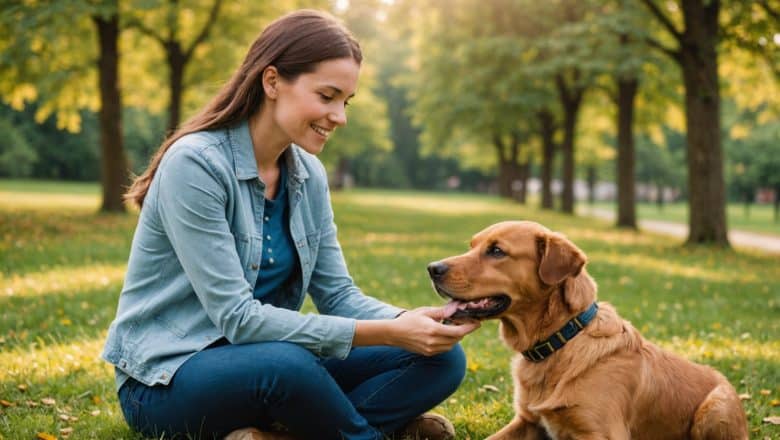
[102,9,479,440]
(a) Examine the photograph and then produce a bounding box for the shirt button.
[269,258,275,264]
[264,216,270,222]
[267,248,273,254]
[266,235,271,240]
[251,263,259,270]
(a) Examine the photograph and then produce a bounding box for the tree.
[639,0,729,245]
[0,1,129,212]
[124,0,224,134]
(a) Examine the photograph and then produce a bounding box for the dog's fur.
[430,221,747,440]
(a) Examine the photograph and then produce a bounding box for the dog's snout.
[427,261,449,279]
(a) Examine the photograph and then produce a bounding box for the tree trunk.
[331,157,351,190]
[680,0,728,246]
[556,73,584,215]
[586,166,596,205]
[166,41,185,134]
[498,161,522,200]
[537,110,556,210]
[517,159,531,204]
[94,11,128,213]
[616,76,638,229]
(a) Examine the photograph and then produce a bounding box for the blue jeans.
[118,339,466,439]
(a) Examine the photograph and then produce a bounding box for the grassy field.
[1,180,778,439]
[587,201,780,236]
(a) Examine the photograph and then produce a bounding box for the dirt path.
[579,207,780,255]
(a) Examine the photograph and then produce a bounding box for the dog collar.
[522,302,599,362]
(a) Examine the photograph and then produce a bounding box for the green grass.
[1,180,779,439]
[588,201,780,236]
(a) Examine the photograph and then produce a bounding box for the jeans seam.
[354,358,417,409]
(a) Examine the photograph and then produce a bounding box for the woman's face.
[272,57,360,155]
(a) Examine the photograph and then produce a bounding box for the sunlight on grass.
[1,264,126,298]
[0,338,110,384]
[0,191,100,211]
[591,251,755,283]
[656,335,780,363]
[338,190,520,216]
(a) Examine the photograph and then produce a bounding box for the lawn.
[1,181,778,439]
[587,201,780,236]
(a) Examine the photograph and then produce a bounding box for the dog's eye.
[486,244,505,258]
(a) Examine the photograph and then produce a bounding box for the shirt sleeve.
[307,177,405,321]
[156,146,356,359]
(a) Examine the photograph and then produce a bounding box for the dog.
[428,221,748,440]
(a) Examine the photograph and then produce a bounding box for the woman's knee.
[248,342,331,398]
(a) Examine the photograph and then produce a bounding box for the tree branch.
[185,0,223,61]
[124,18,166,46]
[639,0,683,43]
[645,35,681,62]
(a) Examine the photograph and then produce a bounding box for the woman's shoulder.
[161,129,232,173]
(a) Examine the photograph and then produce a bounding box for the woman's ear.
[262,66,279,99]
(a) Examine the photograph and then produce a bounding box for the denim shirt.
[101,120,403,388]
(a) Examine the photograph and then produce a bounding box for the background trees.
[1,0,777,240]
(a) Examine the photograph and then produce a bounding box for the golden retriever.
[428,221,747,440]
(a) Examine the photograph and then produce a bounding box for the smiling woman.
[103,9,475,440]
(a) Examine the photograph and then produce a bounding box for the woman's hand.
[391,306,480,356]
[354,306,480,356]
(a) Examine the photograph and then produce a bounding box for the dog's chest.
[539,417,561,440]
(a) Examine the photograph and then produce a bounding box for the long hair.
[124,9,362,207]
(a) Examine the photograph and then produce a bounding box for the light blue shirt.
[102,120,403,389]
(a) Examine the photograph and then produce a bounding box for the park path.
[579,207,780,255]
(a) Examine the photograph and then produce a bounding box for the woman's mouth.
[311,124,332,139]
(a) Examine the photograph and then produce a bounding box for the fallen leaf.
[763,416,780,425]
[90,410,100,416]
[0,399,13,407]
[17,384,28,392]
[771,399,780,407]
[58,414,70,421]
[36,433,57,440]
[25,400,40,407]
[60,427,73,436]
[91,395,101,405]
[738,393,751,400]
[759,389,771,396]
[480,384,500,392]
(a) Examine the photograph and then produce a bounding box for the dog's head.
[428,221,590,320]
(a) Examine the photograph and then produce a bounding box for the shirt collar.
[227,119,309,184]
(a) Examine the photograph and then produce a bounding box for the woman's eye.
[319,93,334,102]
[487,244,505,258]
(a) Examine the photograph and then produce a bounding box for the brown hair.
[124,9,362,207]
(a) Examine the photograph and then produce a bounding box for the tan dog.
[428,221,747,440]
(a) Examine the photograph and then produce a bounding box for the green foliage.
[0,117,37,178]
[0,182,778,438]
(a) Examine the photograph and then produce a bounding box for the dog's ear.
[537,233,586,286]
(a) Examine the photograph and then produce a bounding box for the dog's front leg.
[486,417,551,440]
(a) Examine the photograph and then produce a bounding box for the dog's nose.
[427,261,449,279]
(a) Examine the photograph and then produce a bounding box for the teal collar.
[522,302,599,362]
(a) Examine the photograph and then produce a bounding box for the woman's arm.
[354,307,480,356]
